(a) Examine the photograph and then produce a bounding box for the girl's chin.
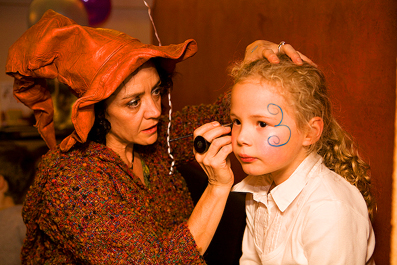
[241,164,267,176]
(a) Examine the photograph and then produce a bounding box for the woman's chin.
[139,134,158,146]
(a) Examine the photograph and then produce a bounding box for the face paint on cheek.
[266,103,291,147]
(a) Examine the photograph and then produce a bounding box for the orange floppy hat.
[6,10,197,152]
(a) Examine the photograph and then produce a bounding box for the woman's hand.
[244,40,317,67]
[189,121,234,254]
[193,121,234,188]
[187,122,234,255]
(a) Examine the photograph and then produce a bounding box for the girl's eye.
[127,98,140,108]
[233,119,241,126]
[259,121,267,128]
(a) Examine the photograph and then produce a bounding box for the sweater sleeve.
[162,90,231,164]
[22,152,206,264]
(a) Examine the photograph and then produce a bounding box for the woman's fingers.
[193,122,232,154]
[297,51,317,67]
[244,40,317,67]
[260,47,280,64]
[244,40,278,64]
[193,121,220,139]
[193,122,234,186]
[200,135,232,163]
[280,43,303,65]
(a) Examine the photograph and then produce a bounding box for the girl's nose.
[236,126,252,146]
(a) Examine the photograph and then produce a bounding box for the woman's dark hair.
[0,143,37,204]
[87,59,173,145]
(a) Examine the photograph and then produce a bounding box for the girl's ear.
[302,117,323,146]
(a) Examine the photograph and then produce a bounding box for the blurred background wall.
[151,1,397,264]
[0,0,396,264]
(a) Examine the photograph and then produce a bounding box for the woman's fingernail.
[212,121,220,126]
[271,54,280,63]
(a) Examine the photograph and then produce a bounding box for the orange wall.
[153,0,397,264]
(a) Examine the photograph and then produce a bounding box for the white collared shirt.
[232,152,375,265]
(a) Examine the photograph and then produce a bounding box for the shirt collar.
[232,152,323,212]
[232,174,272,193]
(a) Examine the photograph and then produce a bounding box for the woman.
[6,10,310,264]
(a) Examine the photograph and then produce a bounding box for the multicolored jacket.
[22,92,230,264]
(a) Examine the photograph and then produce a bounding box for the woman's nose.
[144,97,161,119]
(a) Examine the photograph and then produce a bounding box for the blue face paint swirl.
[267,103,291,147]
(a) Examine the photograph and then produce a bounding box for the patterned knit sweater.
[21,92,231,264]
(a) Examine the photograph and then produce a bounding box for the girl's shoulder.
[305,164,368,217]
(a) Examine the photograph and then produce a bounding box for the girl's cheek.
[231,133,237,143]
[231,135,238,154]
[257,136,269,151]
[256,128,289,158]
[257,137,276,157]
[264,126,291,148]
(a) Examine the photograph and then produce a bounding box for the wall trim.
[391,57,397,264]
[0,0,154,8]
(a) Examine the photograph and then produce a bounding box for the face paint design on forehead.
[267,103,291,147]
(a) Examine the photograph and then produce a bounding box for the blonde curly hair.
[230,55,375,219]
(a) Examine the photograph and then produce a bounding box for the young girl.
[229,55,375,264]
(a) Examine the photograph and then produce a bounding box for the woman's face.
[104,61,162,150]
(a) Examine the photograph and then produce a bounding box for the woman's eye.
[127,98,140,108]
[152,87,163,96]
[259,121,267,128]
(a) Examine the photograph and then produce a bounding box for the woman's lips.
[238,154,257,163]
[142,124,158,134]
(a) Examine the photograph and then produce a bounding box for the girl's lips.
[238,155,257,163]
[142,124,158,134]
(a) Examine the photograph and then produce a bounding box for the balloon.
[28,0,89,27]
[81,0,111,26]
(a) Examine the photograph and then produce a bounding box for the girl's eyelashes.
[259,121,267,128]
[232,119,241,126]
[232,119,266,127]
